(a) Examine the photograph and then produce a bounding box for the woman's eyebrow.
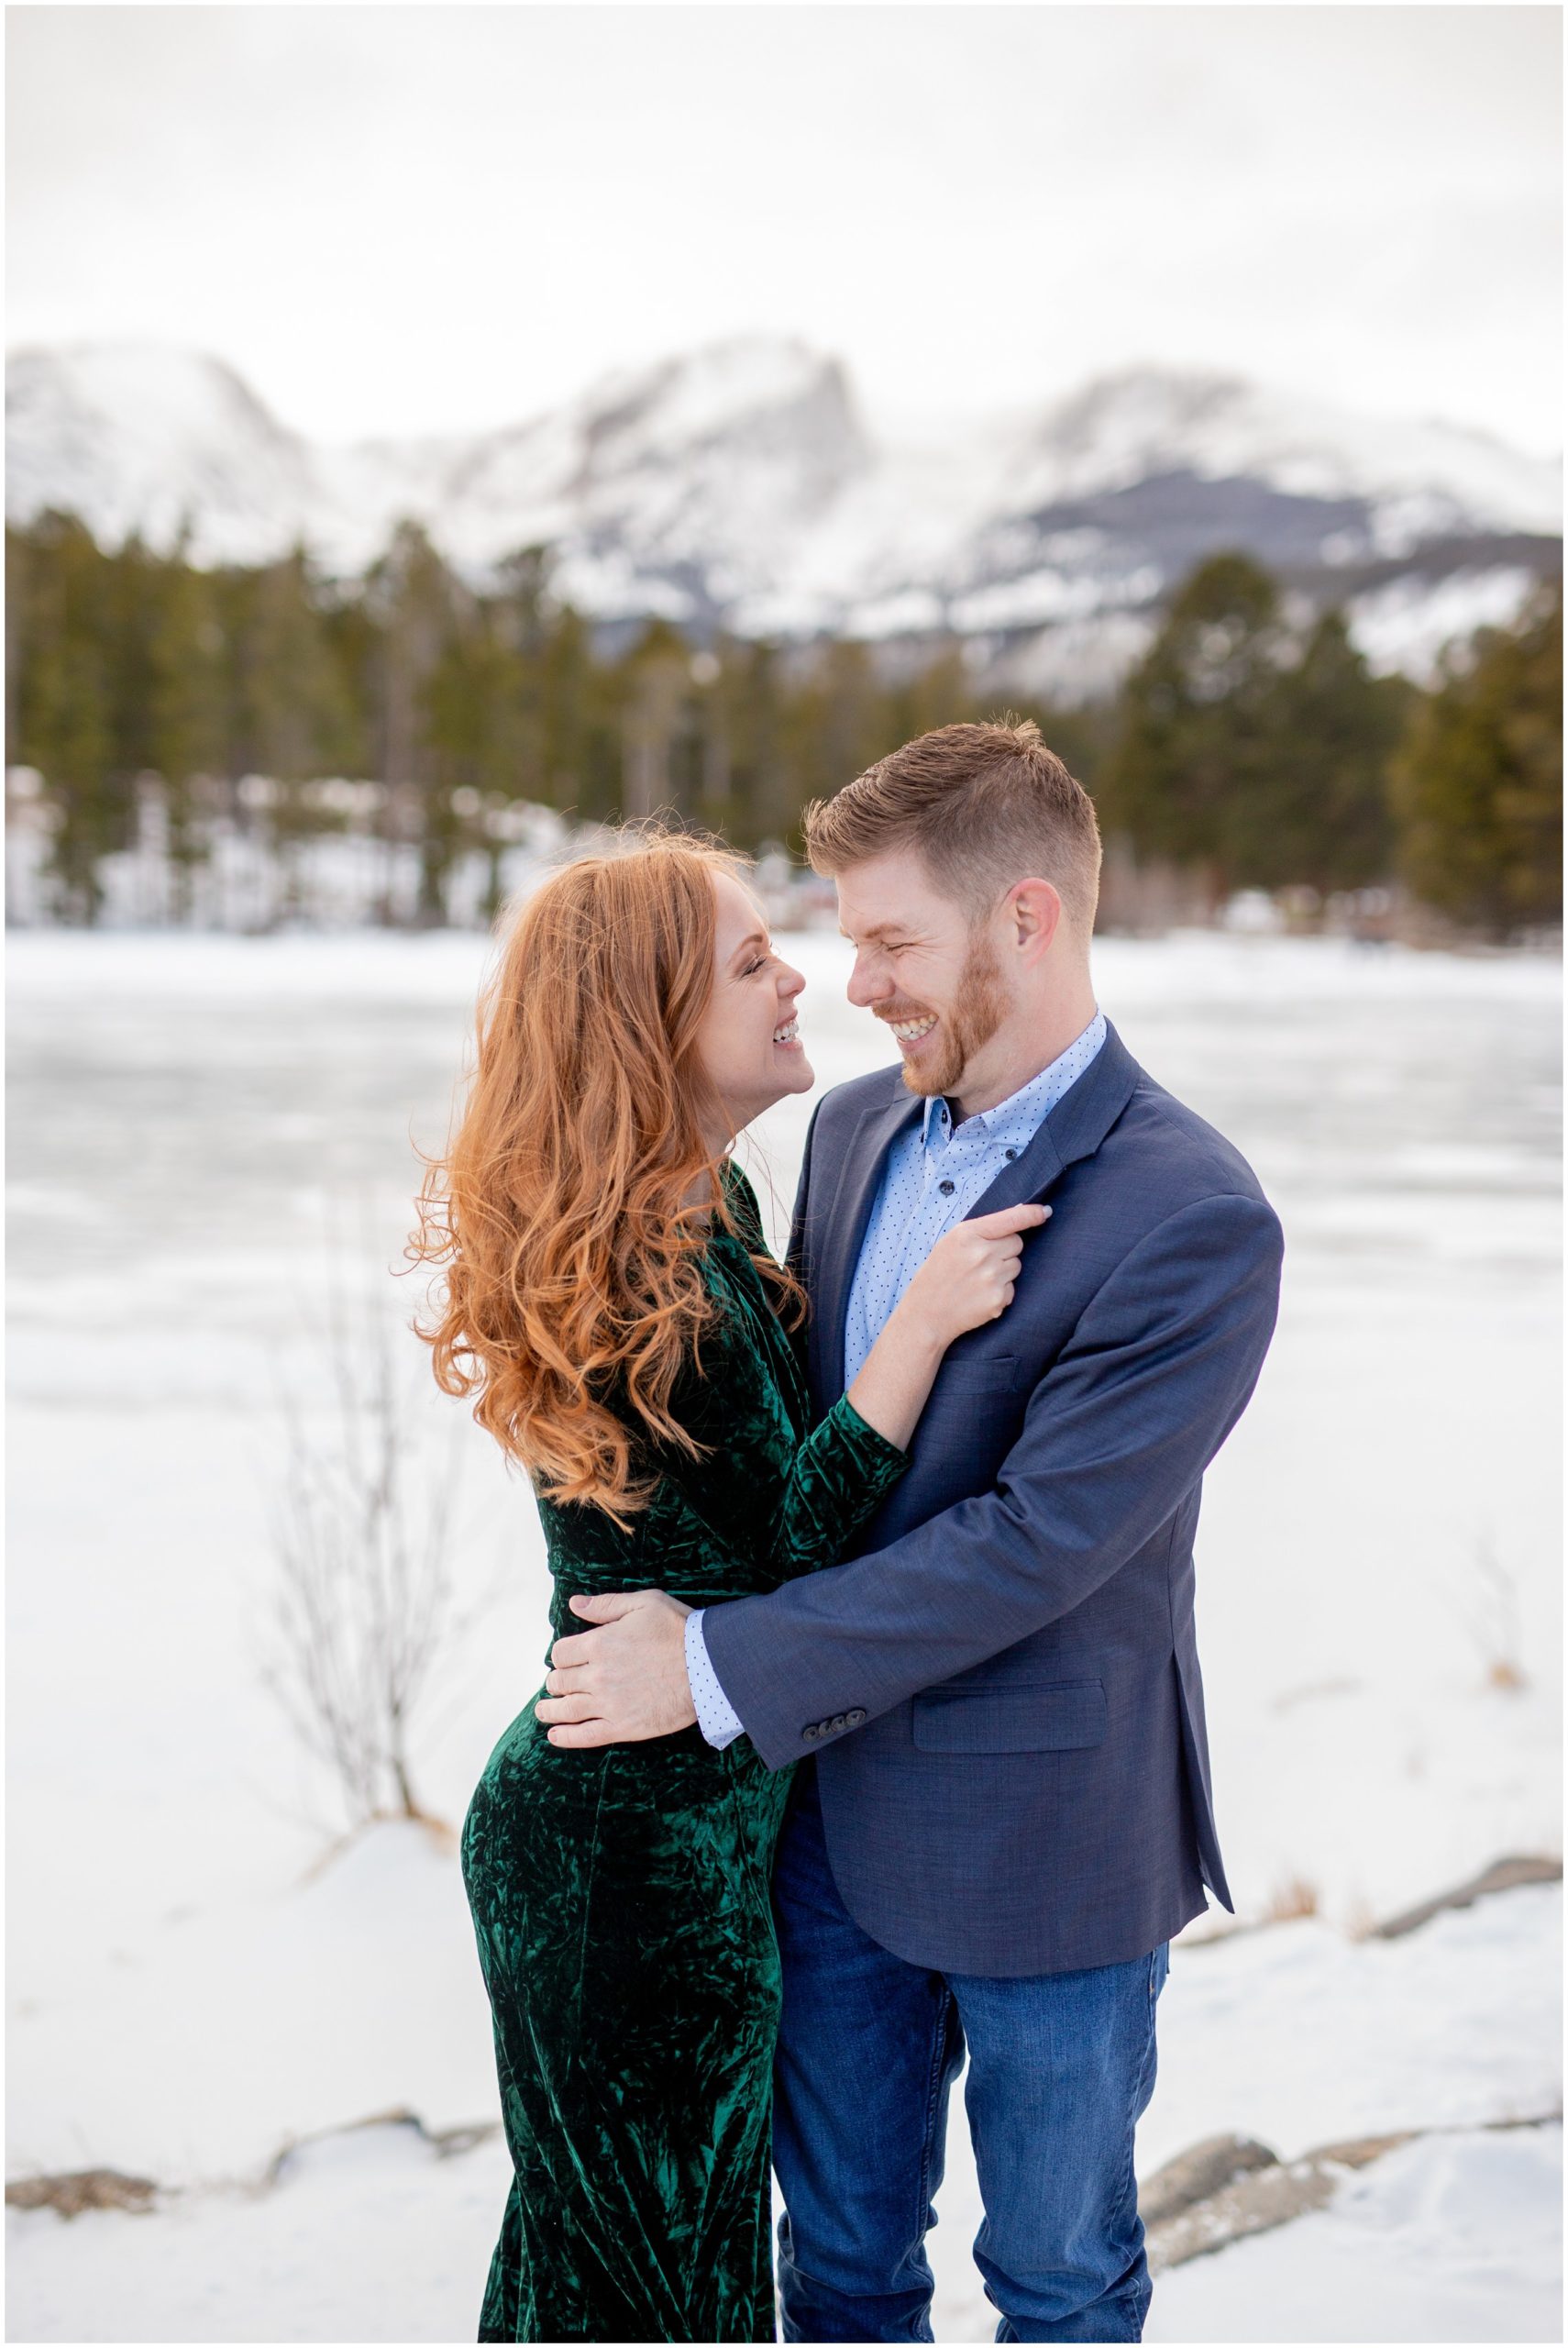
[730,929,769,966]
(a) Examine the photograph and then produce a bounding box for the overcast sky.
[6,5,1561,454]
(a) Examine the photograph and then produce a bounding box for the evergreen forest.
[6,514,1561,939]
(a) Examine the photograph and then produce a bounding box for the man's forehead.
[835,856,950,937]
[837,914,922,943]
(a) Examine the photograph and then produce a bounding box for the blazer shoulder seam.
[1127,1084,1268,1180]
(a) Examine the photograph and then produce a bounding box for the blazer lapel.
[812,1082,922,1401]
[810,1021,1143,1400]
[963,1017,1142,1222]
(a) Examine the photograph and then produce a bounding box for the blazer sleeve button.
[845,1709,866,1726]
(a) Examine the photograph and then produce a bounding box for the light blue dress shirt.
[685,1010,1108,1749]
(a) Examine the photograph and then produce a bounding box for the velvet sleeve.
[756,1390,910,1578]
[590,1160,910,1591]
[646,1383,910,1592]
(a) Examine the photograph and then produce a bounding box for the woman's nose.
[780,965,805,1002]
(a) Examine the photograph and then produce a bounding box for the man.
[538,719,1284,2342]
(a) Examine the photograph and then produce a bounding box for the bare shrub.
[1262,1875,1320,1922]
[259,1268,480,1839]
[1466,1534,1529,1694]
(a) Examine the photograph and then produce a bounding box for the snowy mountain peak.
[1040,363,1253,459]
[573,335,864,464]
[1020,361,1562,536]
[6,341,320,560]
[6,338,1560,690]
[7,338,294,451]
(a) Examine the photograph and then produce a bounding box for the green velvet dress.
[459,1162,909,2344]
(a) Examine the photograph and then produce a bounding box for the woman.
[411,832,1041,2344]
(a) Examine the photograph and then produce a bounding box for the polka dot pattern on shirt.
[686,1606,745,1746]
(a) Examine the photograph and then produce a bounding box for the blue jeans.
[772,1767,1169,2344]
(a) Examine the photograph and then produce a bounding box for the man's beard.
[892,931,1009,1099]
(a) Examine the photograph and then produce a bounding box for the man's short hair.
[801,717,1102,932]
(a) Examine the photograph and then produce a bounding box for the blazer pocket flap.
[934,1351,1020,1394]
[911,1678,1107,1755]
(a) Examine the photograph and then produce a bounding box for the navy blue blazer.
[701,1018,1284,1976]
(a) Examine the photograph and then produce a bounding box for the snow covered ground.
[6,927,1561,2342]
[6,1881,1562,2342]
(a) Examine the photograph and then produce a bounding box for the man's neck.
[952,987,1099,1123]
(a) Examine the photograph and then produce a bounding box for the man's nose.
[846,956,890,1008]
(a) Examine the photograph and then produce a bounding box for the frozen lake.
[9,926,1560,1923]
[6,926,1562,2341]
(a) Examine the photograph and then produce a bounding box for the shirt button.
[939,1180,955,1196]
[1005,1148,1017,1161]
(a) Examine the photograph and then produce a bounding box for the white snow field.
[6,926,1561,2342]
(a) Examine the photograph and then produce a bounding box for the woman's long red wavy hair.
[408,831,801,1525]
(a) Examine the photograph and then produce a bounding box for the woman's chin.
[751,1053,815,1117]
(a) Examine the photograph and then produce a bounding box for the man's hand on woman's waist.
[536,1588,696,1746]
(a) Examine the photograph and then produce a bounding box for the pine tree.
[882,644,978,759]
[490,545,555,804]
[1102,553,1286,906]
[7,515,123,921]
[719,639,790,849]
[145,529,231,916]
[537,602,609,819]
[363,522,454,923]
[619,619,697,823]
[1392,583,1563,935]
[779,638,889,827]
[1252,609,1408,892]
[228,546,364,782]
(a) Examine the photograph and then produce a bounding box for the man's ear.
[1008,878,1063,960]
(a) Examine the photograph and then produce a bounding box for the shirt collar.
[920,1008,1107,1153]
